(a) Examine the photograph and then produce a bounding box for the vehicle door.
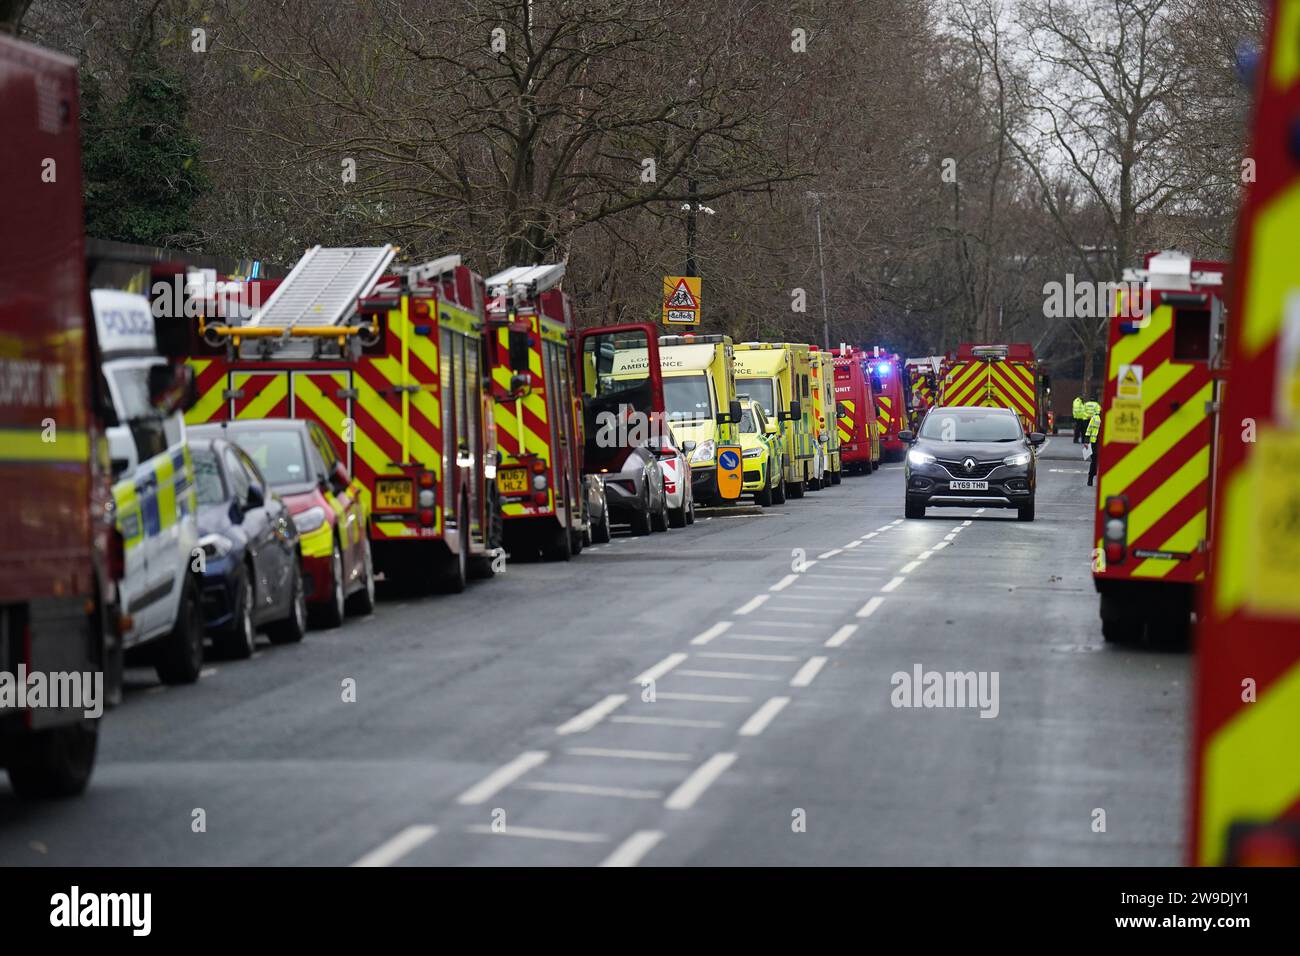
[576,324,665,474]
[223,445,271,621]
[237,447,297,611]
[308,420,361,575]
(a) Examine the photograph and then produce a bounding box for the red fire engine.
[864,347,908,461]
[831,347,880,474]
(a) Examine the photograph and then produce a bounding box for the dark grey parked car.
[900,406,1044,521]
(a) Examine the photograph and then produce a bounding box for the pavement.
[0,437,1190,866]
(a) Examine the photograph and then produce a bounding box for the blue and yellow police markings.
[112,445,196,553]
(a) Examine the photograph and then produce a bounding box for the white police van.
[92,289,204,684]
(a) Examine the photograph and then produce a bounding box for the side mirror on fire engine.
[898,430,915,443]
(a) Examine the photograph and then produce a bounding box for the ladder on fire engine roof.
[242,244,397,358]
[485,263,566,299]
[1122,250,1225,291]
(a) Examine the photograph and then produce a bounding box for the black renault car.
[899,406,1044,521]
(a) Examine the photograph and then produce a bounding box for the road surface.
[0,440,1189,866]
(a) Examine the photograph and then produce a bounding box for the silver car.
[600,445,668,535]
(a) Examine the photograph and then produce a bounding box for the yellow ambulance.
[810,348,843,486]
[734,342,817,498]
[656,334,743,505]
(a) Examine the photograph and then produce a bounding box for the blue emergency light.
[876,362,890,376]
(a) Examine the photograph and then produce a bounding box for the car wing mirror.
[898,429,915,442]
[1028,432,1046,445]
[246,481,265,508]
[683,440,697,453]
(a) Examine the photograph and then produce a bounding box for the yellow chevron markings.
[1200,656,1300,865]
[1099,382,1212,500]
[235,373,288,419]
[1108,305,1174,374]
[1131,508,1207,580]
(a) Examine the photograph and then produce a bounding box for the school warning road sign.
[663,275,702,326]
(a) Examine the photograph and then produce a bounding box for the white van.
[92,289,203,684]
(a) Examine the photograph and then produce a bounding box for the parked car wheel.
[156,575,204,685]
[212,566,256,660]
[267,559,308,645]
[346,537,376,615]
[315,541,346,628]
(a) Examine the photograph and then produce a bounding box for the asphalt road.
[0,437,1190,866]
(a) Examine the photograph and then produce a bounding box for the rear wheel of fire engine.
[543,514,574,561]
[1017,496,1036,522]
[346,537,376,616]
[1099,593,1143,644]
[314,542,346,628]
[5,719,99,799]
[212,566,256,661]
[443,501,470,592]
[156,575,204,685]
[904,499,925,519]
[268,558,308,645]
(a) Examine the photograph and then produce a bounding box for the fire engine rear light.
[419,509,435,527]
[1105,495,1128,518]
[1104,541,1125,564]
[418,489,435,508]
[532,474,547,491]
[533,491,548,505]
[530,459,547,474]
[1104,518,1125,541]
[418,471,435,488]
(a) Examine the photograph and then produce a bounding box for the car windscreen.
[920,411,1021,442]
[742,379,774,418]
[664,376,712,422]
[227,429,310,486]
[191,449,227,505]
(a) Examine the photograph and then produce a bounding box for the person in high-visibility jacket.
[1085,410,1101,486]
[1072,395,1086,443]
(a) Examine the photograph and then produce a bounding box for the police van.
[93,289,204,684]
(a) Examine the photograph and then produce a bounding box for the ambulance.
[734,342,816,497]
[832,347,880,474]
[809,347,842,486]
[654,334,742,505]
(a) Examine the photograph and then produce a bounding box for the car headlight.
[1003,452,1031,467]
[907,449,936,466]
[293,505,328,534]
[689,439,716,464]
[198,533,234,558]
[742,446,764,459]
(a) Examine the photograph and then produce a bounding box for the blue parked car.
[191,436,308,658]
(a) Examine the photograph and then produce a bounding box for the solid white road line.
[769,574,798,592]
[599,830,665,867]
[881,576,905,593]
[556,694,626,735]
[611,715,725,729]
[665,753,738,809]
[738,697,791,737]
[899,560,920,574]
[700,651,800,662]
[632,652,688,685]
[465,824,608,844]
[351,825,438,867]
[790,656,828,688]
[825,624,858,647]
[656,691,753,703]
[567,747,692,761]
[856,597,884,618]
[734,594,770,615]
[690,621,733,646]
[818,548,843,559]
[677,669,781,681]
[457,751,548,805]
[520,781,662,800]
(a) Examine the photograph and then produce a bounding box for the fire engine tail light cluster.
[1103,495,1128,564]
[531,457,548,505]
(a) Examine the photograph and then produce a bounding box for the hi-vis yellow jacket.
[1072,396,1085,418]
[1085,413,1101,442]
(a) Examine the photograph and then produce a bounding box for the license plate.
[497,468,529,494]
[949,479,988,491]
[375,478,413,510]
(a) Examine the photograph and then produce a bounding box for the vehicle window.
[308,422,337,470]
[192,449,227,506]
[224,447,251,502]
[228,429,311,486]
[744,378,775,418]
[664,376,712,422]
[919,412,1022,442]
[740,407,758,433]
[235,448,269,491]
[109,364,155,421]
